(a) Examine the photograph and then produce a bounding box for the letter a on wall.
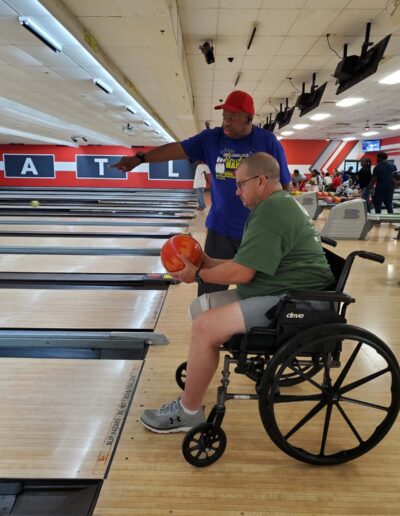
[4,154,55,178]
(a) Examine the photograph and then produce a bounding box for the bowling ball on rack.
[30,200,40,208]
[160,234,204,272]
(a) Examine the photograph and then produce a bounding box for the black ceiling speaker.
[295,74,327,116]
[334,23,391,94]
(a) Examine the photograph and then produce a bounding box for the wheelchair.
[176,238,400,467]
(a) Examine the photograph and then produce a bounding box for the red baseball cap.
[214,90,255,115]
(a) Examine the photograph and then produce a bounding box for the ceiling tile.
[256,9,300,36]
[290,9,342,36]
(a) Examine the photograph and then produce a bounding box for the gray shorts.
[189,289,284,332]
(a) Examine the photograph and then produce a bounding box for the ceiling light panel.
[379,69,400,85]
[309,113,331,121]
[336,98,365,107]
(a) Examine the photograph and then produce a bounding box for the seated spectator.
[311,169,322,188]
[291,169,306,190]
[321,171,333,190]
[331,171,342,191]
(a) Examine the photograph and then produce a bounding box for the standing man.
[193,161,209,211]
[111,90,291,294]
[371,151,397,214]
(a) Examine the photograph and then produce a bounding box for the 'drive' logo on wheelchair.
[286,312,305,319]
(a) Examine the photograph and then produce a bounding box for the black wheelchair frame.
[177,239,400,467]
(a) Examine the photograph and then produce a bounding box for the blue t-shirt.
[181,126,291,239]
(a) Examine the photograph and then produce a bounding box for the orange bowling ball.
[160,235,204,272]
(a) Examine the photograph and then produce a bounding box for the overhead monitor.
[263,120,276,132]
[334,26,391,95]
[276,106,295,129]
[296,82,327,117]
[361,139,381,152]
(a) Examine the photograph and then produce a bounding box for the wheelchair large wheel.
[258,324,400,465]
[182,423,227,467]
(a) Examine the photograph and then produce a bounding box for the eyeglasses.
[236,175,260,190]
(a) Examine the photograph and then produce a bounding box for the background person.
[291,169,306,190]
[111,90,291,296]
[356,157,372,212]
[140,152,333,434]
[193,161,209,210]
[371,151,397,214]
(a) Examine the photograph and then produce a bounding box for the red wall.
[0,140,331,189]
[280,139,327,165]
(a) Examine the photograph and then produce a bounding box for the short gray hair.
[240,152,280,181]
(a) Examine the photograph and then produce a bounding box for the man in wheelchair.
[141,152,335,434]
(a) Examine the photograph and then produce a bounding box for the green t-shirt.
[234,190,334,299]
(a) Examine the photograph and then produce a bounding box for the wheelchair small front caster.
[175,361,187,390]
[182,422,227,467]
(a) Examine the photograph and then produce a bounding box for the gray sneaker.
[140,398,205,434]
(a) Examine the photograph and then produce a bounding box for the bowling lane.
[0,236,166,249]
[0,204,194,214]
[0,217,190,226]
[0,289,166,329]
[0,224,185,236]
[0,358,141,478]
[0,254,165,273]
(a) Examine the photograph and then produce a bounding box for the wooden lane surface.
[0,224,185,236]
[0,254,165,273]
[0,204,194,213]
[0,217,190,226]
[0,236,166,249]
[0,289,166,329]
[0,358,142,479]
[95,222,400,515]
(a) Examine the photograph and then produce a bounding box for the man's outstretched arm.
[110,142,188,172]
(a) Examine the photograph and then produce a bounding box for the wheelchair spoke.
[336,402,364,443]
[319,403,333,457]
[322,354,333,389]
[333,341,362,390]
[274,393,323,403]
[286,363,324,391]
[284,400,326,440]
[339,367,390,395]
[339,395,389,412]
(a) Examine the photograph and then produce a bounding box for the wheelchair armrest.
[248,327,276,336]
[286,290,355,304]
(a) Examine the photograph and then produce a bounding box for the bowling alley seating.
[293,191,318,219]
[176,238,400,467]
[320,198,400,239]
[321,198,369,239]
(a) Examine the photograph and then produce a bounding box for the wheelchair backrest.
[323,247,347,292]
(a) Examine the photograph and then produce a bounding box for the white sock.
[180,398,199,415]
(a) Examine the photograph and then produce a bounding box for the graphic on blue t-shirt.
[215,151,249,180]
